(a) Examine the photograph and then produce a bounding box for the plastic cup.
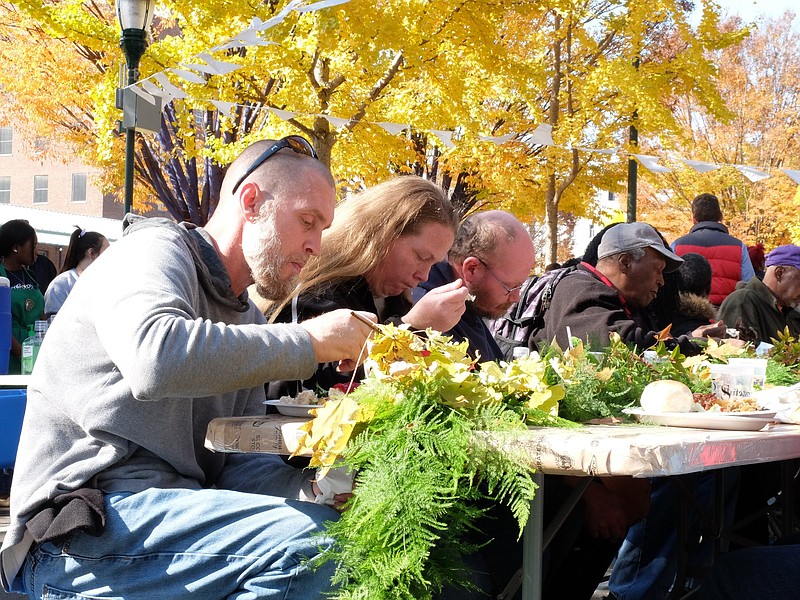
[727,358,768,390]
[709,364,754,401]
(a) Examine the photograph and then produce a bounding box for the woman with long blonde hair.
[266,175,469,396]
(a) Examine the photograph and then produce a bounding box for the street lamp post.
[116,0,154,217]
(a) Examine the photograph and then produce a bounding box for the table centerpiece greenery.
[292,323,571,599]
[292,324,797,599]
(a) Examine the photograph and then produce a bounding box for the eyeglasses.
[231,135,318,194]
[477,257,522,296]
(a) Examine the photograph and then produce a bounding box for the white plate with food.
[623,408,775,431]
[701,409,777,419]
[263,399,322,417]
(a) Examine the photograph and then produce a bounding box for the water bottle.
[512,346,531,360]
[21,320,48,375]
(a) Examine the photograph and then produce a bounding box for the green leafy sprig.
[292,324,568,599]
[324,377,537,599]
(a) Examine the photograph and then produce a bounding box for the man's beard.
[242,208,298,301]
[469,281,511,319]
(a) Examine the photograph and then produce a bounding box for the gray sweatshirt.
[1,217,318,588]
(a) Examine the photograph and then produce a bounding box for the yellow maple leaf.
[595,367,615,382]
[704,338,747,361]
[292,396,363,477]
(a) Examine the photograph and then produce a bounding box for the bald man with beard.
[0,137,376,599]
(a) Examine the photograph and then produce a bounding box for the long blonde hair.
[267,175,456,318]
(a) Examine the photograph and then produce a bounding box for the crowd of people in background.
[1,138,799,600]
[0,221,109,375]
[0,222,108,512]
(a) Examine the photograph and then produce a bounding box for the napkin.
[314,466,355,505]
[753,385,800,424]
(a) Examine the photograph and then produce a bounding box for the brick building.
[0,126,123,221]
[0,124,166,271]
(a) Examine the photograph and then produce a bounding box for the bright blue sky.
[703,0,797,26]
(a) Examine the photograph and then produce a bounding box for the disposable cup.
[709,364,754,401]
[727,358,768,390]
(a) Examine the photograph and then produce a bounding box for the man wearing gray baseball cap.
[597,222,685,272]
[529,222,725,353]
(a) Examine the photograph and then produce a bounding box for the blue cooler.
[0,388,26,469]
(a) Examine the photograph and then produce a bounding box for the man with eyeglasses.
[413,210,534,597]
[415,210,534,363]
[1,137,377,599]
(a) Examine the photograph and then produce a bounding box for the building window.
[0,127,11,156]
[72,173,87,203]
[0,176,9,204]
[33,175,48,203]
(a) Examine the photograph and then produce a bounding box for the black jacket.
[416,261,504,362]
[529,263,700,355]
[671,292,717,338]
[267,276,411,398]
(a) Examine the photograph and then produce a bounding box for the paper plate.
[263,399,321,417]
[702,409,777,419]
[623,408,775,431]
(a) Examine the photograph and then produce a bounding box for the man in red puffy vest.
[671,193,755,306]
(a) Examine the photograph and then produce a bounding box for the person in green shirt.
[0,219,45,374]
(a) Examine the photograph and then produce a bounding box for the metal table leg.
[502,475,592,600]
[522,471,545,600]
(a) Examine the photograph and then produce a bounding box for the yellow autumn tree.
[1,0,746,246]
[465,0,749,261]
[636,12,800,248]
[0,0,553,219]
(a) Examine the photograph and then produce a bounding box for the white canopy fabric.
[0,204,123,247]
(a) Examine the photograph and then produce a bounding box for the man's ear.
[461,256,481,282]
[617,253,632,273]
[775,266,785,282]
[238,182,262,223]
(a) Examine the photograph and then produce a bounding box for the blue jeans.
[19,488,340,599]
[696,544,800,600]
[609,470,738,600]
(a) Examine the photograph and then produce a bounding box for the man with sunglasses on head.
[0,137,377,599]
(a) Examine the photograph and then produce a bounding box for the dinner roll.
[640,380,694,413]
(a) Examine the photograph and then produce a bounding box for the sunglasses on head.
[231,135,318,194]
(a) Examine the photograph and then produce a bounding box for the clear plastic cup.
[727,358,768,390]
[709,364,754,401]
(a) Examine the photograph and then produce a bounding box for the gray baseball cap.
[597,222,684,273]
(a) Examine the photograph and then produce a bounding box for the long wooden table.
[205,417,800,600]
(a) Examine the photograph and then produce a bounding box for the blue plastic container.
[0,277,10,375]
[0,388,26,469]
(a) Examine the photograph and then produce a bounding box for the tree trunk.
[545,173,559,264]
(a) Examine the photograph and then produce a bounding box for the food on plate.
[280,389,319,406]
[640,380,694,413]
[693,392,760,413]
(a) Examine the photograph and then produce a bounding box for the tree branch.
[347,50,404,131]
